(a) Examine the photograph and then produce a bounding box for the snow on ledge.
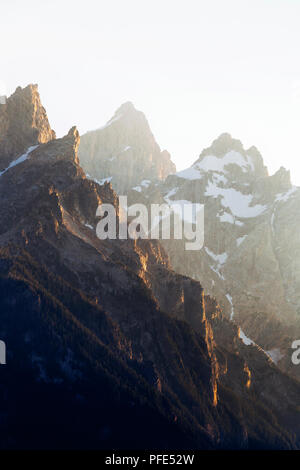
[239,328,255,346]
[265,348,284,365]
[0,145,38,177]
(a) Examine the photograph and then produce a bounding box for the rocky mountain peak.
[198,133,245,160]
[30,125,81,168]
[0,84,55,167]
[246,145,268,177]
[104,101,153,137]
[262,165,292,194]
[78,102,176,193]
[190,133,268,180]
[115,101,136,114]
[274,166,291,185]
[67,125,80,154]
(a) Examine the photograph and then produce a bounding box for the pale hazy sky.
[1,0,300,183]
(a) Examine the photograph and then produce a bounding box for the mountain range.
[80,103,300,381]
[0,84,299,449]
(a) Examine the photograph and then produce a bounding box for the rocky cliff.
[0,84,55,168]
[78,101,176,193]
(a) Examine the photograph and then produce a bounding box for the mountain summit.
[193,133,268,179]
[78,102,176,193]
[0,84,55,168]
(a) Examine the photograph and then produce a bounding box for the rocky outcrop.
[78,101,176,193]
[0,84,55,168]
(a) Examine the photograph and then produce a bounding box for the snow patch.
[86,173,112,186]
[265,348,284,364]
[209,265,225,280]
[164,187,179,203]
[132,180,151,192]
[205,181,267,218]
[226,294,234,320]
[275,187,298,203]
[175,167,203,180]
[237,235,247,247]
[0,145,38,177]
[239,329,255,346]
[218,211,235,224]
[205,247,228,281]
[175,150,255,181]
[94,176,112,186]
[205,247,228,265]
[196,151,254,174]
[212,173,228,185]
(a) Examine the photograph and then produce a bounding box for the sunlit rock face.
[125,132,300,379]
[78,101,176,194]
[0,84,55,168]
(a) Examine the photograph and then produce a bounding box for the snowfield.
[205,181,267,218]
